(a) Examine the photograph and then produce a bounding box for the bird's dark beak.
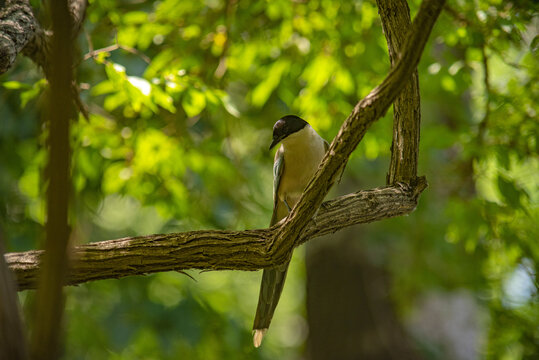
[269,136,281,150]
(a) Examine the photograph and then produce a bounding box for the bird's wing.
[270,146,286,226]
[324,139,329,152]
[253,145,290,347]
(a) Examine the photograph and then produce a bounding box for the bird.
[253,115,329,348]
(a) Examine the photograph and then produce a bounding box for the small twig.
[83,43,151,64]
[214,0,237,79]
[72,82,89,120]
[443,4,473,27]
[84,28,94,53]
[118,44,151,63]
[177,270,197,282]
[83,44,119,61]
[477,44,490,144]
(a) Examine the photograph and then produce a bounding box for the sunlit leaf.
[91,80,116,96]
[251,60,289,107]
[20,79,47,108]
[18,167,39,198]
[152,86,176,113]
[127,76,151,96]
[181,88,206,117]
[123,11,148,25]
[2,81,31,90]
[104,92,127,111]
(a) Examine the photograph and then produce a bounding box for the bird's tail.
[252,263,290,347]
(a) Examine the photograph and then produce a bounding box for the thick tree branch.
[269,0,444,263]
[0,0,50,74]
[0,0,37,74]
[69,0,87,36]
[7,180,427,291]
[377,0,421,184]
[0,0,87,74]
[1,0,89,118]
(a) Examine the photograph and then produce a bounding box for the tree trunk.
[0,234,28,360]
[306,203,422,360]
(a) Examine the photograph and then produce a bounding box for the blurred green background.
[1,0,537,359]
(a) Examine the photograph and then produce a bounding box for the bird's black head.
[269,115,308,150]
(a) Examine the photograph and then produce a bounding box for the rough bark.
[0,0,37,74]
[0,0,86,75]
[7,181,427,291]
[377,0,422,184]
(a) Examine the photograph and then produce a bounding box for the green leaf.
[18,167,39,198]
[301,55,335,92]
[251,60,289,107]
[2,81,31,90]
[181,88,206,117]
[144,49,175,79]
[152,86,176,113]
[531,35,539,53]
[127,76,151,96]
[105,63,127,84]
[497,174,522,209]
[123,11,148,25]
[441,75,457,93]
[102,163,127,194]
[104,92,127,111]
[334,69,354,95]
[91,80,116,96]
[20,79,47,108]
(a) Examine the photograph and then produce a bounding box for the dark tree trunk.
[0,234,28,360]
[306,228,422,360]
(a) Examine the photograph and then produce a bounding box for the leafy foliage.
[1,0,537,358]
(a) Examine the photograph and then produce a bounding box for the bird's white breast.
[278,126,327,207]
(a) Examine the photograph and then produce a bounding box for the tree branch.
[0,0,37,74]
[269,0,444,263]
[69,0,87,36]
[7,180,427,291]
[377,0,421,185]
[1,0,89,118]
[0,0,87,74]
[477,44,490,144]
